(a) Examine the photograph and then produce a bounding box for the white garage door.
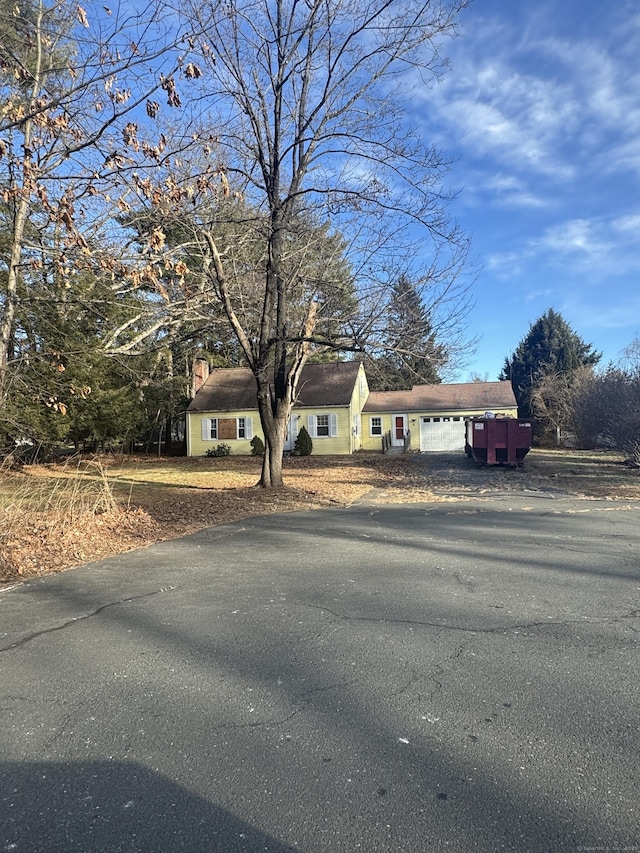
[420,416,466,452]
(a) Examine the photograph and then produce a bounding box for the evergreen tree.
[501,309,601,423]
[0,265,160,452]
[118,198,357,364]
[369,275,445,391]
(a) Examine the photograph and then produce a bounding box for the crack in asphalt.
[427,643,467,698]
[300,601,640,636]
[3,576,637,661]
[0,586,181,654]
[209,679,359,732]
[452,572,476,592]
[40,698,90,750]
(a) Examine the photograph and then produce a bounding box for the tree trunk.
[256,387,290,488]
[261,420,287,487]
[0,147,32,402]
[0,0,44,402]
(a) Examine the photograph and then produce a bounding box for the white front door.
[392,414,408,446]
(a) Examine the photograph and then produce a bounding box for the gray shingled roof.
[362,381,517,413]
[187,361,362,413]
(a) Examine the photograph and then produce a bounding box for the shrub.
[250,435,265,456]
[293,425,313,456]
[205,443,231,457]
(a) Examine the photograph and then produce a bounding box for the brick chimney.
[192,358,210,397]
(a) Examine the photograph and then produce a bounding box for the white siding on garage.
[420,416,466,452]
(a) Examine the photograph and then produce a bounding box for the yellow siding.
[188,410,263,457]
[188,406,356,456]
[361,413,392,451]
[360,407,519,452]
[349,364,369,451]
[293,407,352,455]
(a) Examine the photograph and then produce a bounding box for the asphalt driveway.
[1,491,639,852]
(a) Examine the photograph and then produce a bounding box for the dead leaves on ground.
[2,452,638,584]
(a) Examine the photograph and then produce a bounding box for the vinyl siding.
[188,410,262,456]
[188,406,354,456]
[349,364,369,451]
[361,413,393,451]
[295,407,352,455]
[359,406,519,451]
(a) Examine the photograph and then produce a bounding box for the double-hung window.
[201,418,218,440]
[316,414,329,437]
[237,417,253,440]
[307,413,338,438]
[370,416,382,436]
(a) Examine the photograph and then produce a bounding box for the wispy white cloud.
[532,219,614,260]
[418,3,640,191]
[418,51,578,180]
[523,287,555,304]
[487,212,640,278]
[613,214,640,235]
[557,296,640,334]
[467,173,548,210]
[410,2,640,374]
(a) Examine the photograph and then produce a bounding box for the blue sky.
[415,0,640,380]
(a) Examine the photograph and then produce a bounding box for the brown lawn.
[1,449,638,584]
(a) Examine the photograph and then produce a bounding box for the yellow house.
[187,363,517,456]
[186,361,369,456]
[361,382,518,452]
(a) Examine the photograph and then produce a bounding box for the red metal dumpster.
[465,417,532,467]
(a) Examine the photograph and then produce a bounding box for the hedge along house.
[361,381,518,453]
[186,361,369,456]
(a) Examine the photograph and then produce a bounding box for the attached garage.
[420,416,466,452]
[361,381,519,454]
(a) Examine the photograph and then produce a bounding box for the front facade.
[186,362,368,457]
[186,365,517,456]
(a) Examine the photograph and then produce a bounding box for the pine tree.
[501,309,601,425]
[0,267,158,452]
[369,275,445,390]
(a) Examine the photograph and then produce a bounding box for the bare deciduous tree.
[570,346,640,465]
[159,0,474,486]
[530,367,590,446]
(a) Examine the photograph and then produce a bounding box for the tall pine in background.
[501,309,601,440]
[368,275,446,391]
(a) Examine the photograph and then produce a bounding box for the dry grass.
[517,448,640,500]
[1,449,638,585]
[0,455,381,584]
[0,458,136,582]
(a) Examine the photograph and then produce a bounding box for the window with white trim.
[237,417,253,440]
[316,414,329,436]
[370,416,382,436]
[201,418,218,440]
[307,413,338,438]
